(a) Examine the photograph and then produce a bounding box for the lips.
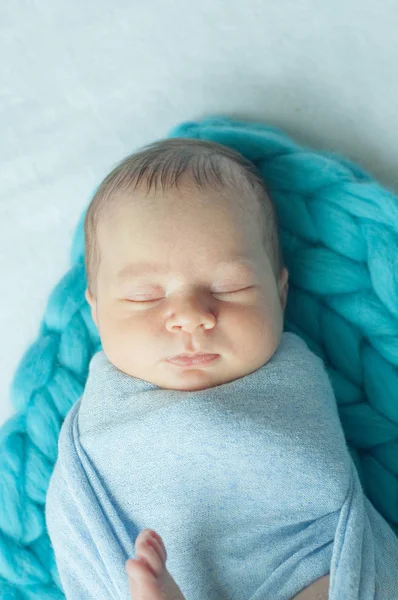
[167,353,219,366]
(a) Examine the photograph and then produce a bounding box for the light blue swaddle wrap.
[45,332,398,600]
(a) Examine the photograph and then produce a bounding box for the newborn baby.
[45,137,398,600]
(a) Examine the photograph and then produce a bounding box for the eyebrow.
[116,258,256,280]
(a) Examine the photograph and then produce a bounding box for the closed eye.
[125,287,253,303]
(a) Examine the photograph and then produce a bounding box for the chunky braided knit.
[1,115,397,598]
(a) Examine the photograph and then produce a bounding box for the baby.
[80,137,328,600]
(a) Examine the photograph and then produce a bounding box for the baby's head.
[84,137,289,391]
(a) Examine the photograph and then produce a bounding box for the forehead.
[99,208,257,261]
[98,183,260,232]
[95,199,263,280]
[95,184,265,268]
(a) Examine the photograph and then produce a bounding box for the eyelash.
[126,287,253,303]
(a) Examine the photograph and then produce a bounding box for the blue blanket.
[45,332,398,599]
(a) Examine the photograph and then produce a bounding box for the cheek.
[98,316,150,373]
[236,311,281,371]
[226,302,281,348]
[223,303,275,337]
[102,311,161,351]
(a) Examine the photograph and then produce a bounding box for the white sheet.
[1,0,398,426]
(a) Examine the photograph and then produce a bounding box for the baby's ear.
[278,268,289,311]
[85,288,98,327]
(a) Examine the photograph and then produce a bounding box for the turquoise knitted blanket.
[1,115,397,599]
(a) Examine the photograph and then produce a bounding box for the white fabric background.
[1,0,397,427]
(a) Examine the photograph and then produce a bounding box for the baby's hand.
[126,528,186,600]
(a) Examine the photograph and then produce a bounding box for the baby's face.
[86,182,288,391]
